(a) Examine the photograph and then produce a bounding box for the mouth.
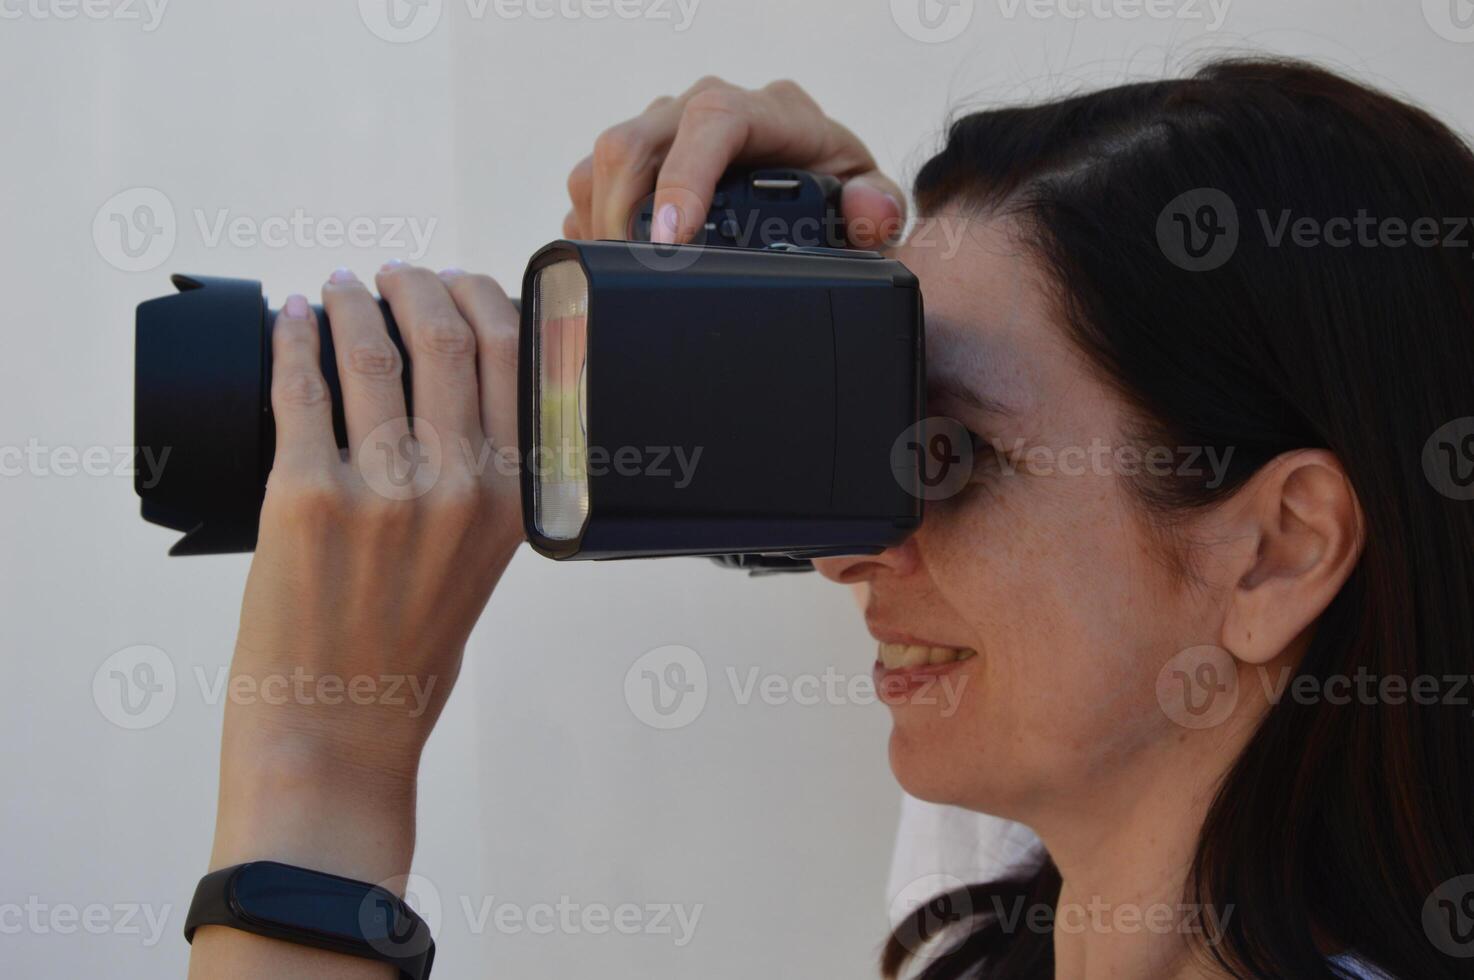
[876,641,977,670]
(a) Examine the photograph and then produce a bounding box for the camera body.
[630,169,846,249]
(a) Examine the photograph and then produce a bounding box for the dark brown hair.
[883,58,1474,980]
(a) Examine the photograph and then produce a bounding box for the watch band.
[184,861,435,980]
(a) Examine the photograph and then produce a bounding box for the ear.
[1219,450,1365,665]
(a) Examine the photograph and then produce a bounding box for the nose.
[813,535,921,585]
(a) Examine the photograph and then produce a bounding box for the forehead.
[896,214,1066,417]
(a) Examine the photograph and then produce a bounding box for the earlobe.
[1219,451,1364,666]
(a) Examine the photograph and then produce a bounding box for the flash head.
[519,240,923,561]
[134,242,924,563]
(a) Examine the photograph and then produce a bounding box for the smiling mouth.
[877,642,977,670]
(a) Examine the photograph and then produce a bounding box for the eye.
[967,429,1000,472]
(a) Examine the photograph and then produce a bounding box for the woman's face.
[815,215,1226,818]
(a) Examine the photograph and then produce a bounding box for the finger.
[653,81,877,244]
[841,171,908,249]
[321,267,410,465]
[591,101,685,240]
[269,295,338,473]
[439,270,519,465]
[566,155,593,238]
[375,262,484,456]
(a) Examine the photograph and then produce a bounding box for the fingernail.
[381,258,406,272]
[438,267,466,279]
[329,267,358,285]
[652,203,680,244]
[283,294,310,319]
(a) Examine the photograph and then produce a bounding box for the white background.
[1,1,1469,977]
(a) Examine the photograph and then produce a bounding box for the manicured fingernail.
[329,267,357,285]
[652,203,680,244]
[438,267,466,279]
[283,294,310,319]
[381,258,406,272]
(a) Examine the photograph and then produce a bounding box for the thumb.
[841,171,908,249]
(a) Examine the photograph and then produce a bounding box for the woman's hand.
[563,76,907,248]
[189,263,521,979]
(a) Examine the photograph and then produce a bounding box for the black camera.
[134,169,925,570]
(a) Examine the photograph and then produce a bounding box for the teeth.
[878,642,977,670]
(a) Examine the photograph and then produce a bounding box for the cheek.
[917,472,1190,794]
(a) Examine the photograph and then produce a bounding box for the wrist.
[210,726,419,887]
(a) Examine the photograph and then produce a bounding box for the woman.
[188,59,1474,978]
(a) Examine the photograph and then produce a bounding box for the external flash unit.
[134,170,925,569]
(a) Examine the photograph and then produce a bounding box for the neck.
[1030,719,1254,979]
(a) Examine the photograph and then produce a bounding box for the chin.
[887,719,972,807]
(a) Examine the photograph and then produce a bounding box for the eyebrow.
[926,377,1015,418]
[922,313,1025,419]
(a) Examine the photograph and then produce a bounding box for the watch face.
[231,861,412,946]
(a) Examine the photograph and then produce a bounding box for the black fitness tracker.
[184,861,435,979]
